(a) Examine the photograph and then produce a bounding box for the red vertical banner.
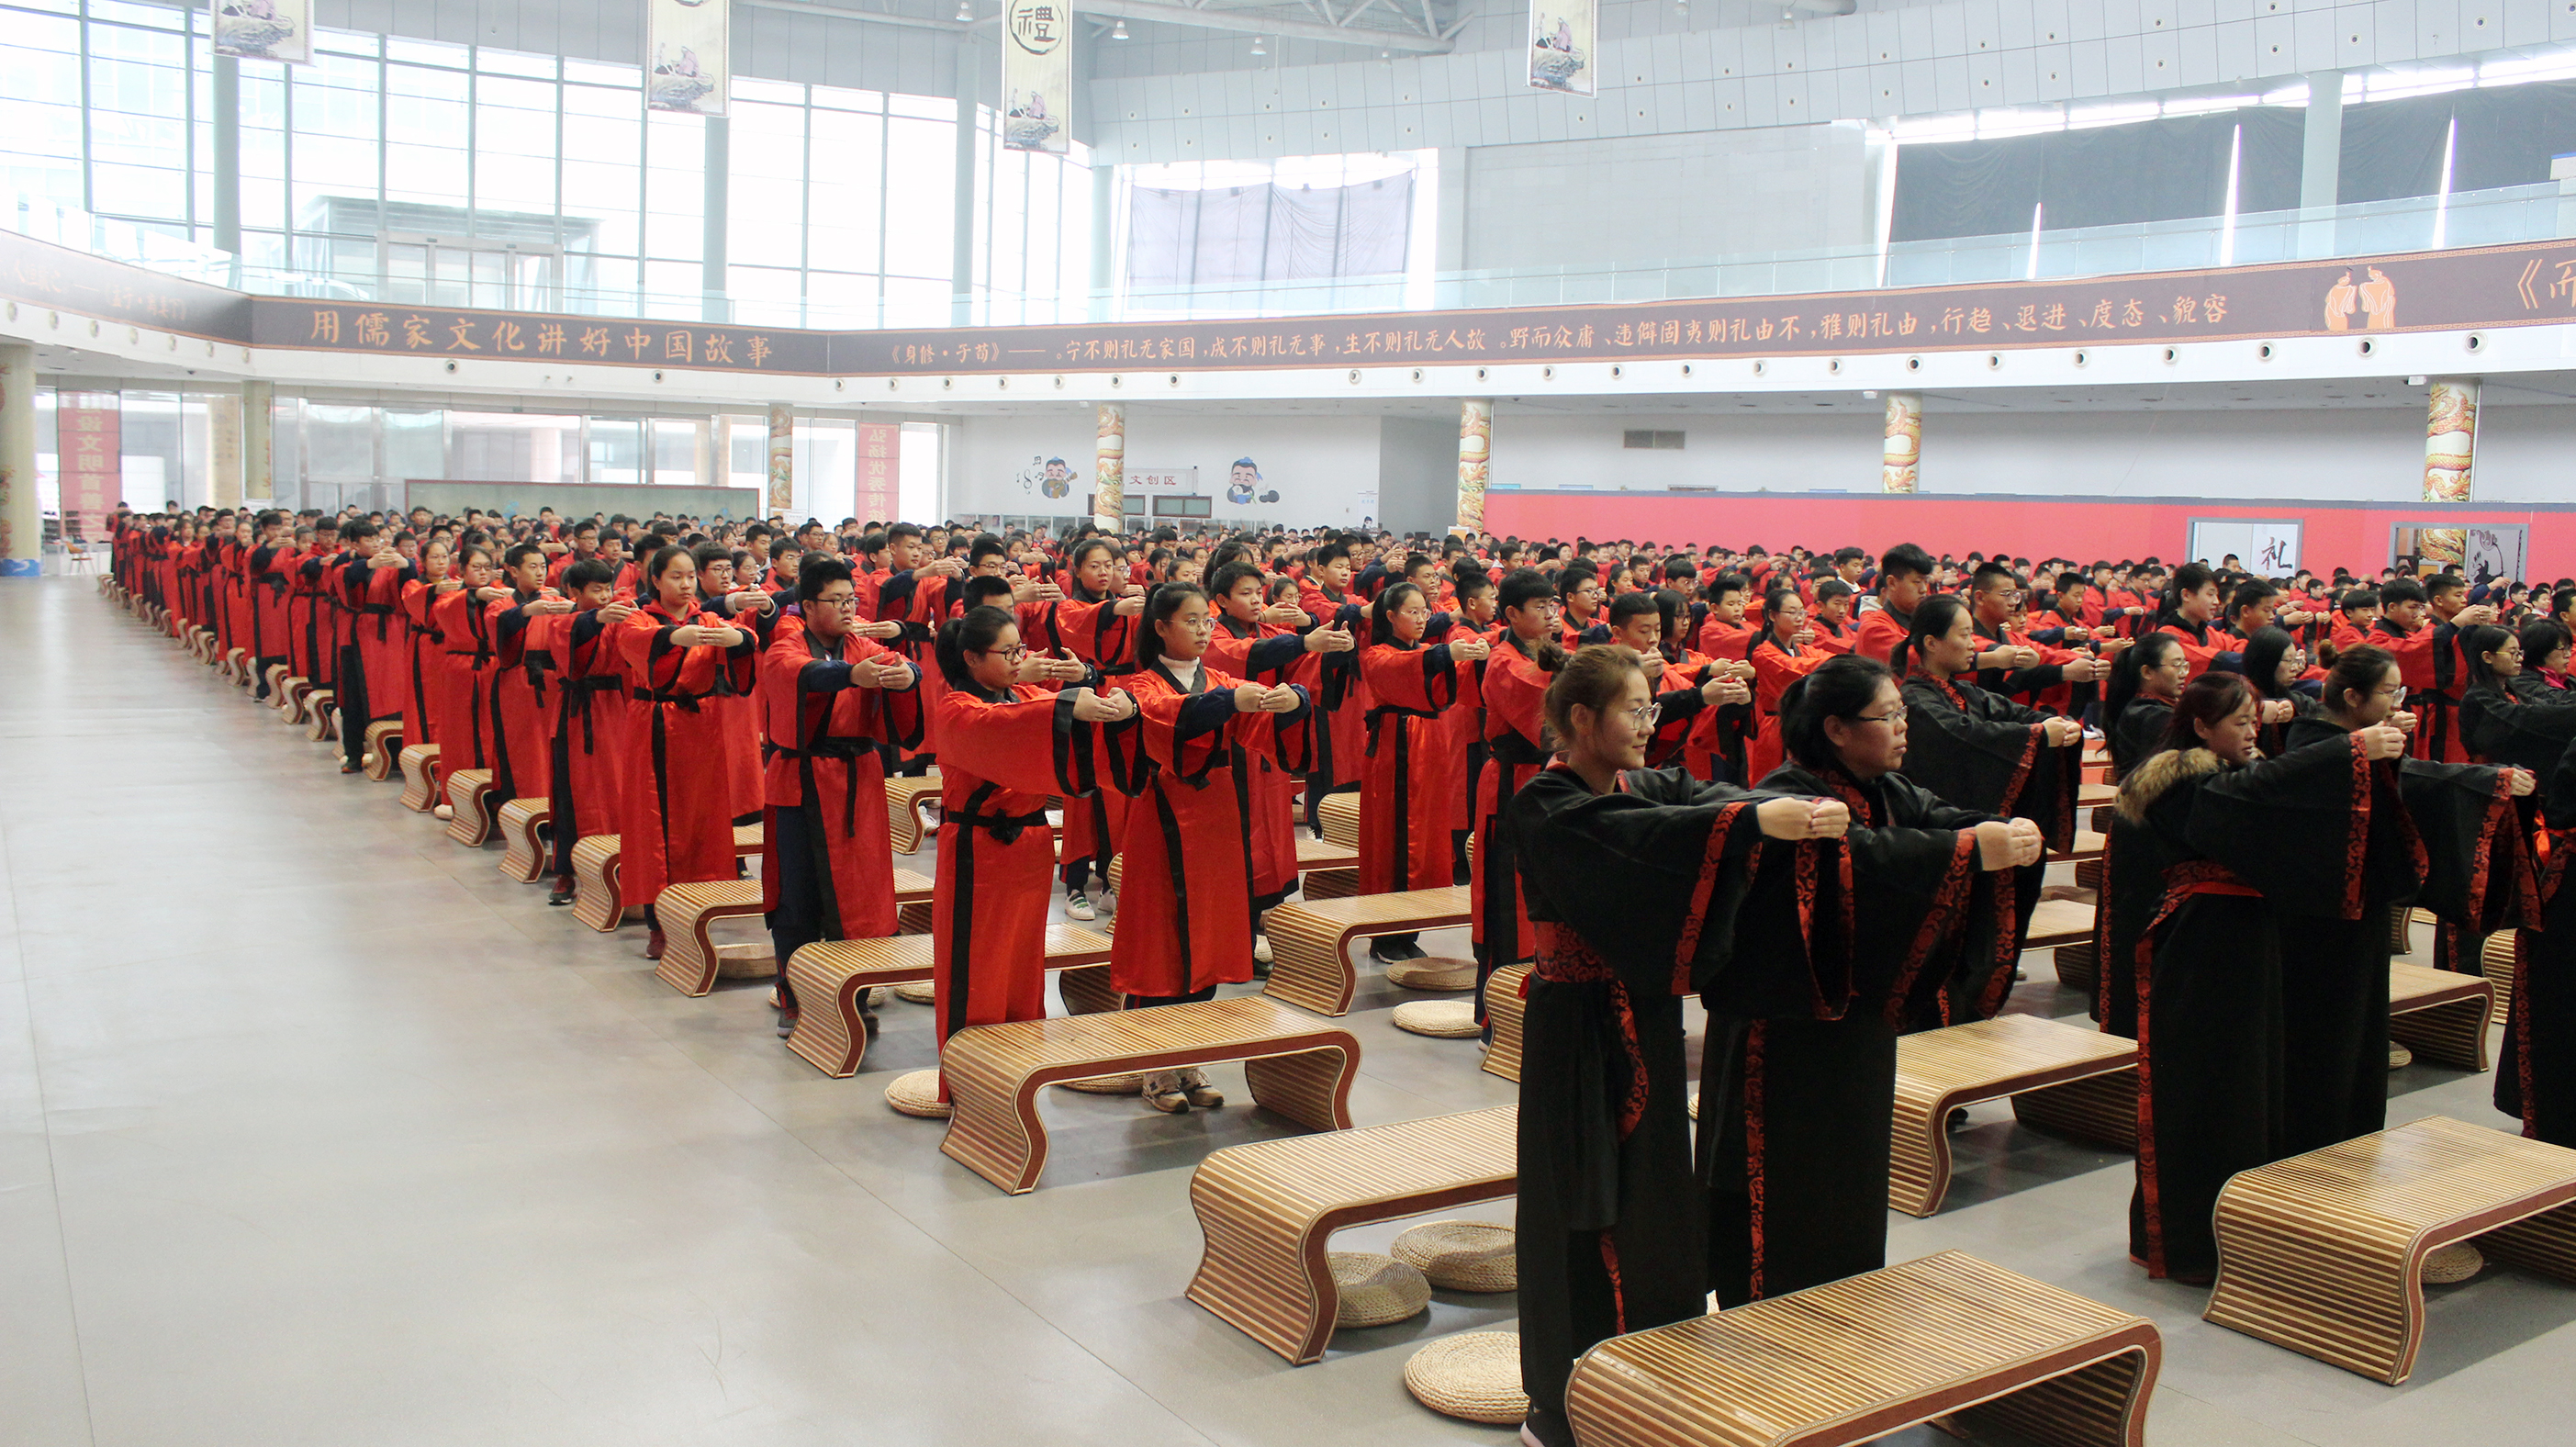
[56,394,121,543]
[857,422,900,524]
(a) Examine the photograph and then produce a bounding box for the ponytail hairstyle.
[2461,623,2518,690]
[1540,644,1648,749]
[1133,581,1209,670]
[1780,653,1896,773]
[2156,672,2257,757]
[2241,625,2299,700]
[1497,566,1569,671]
[2320,644,2398,722]
[935,603,1018,690]
[1895,591,1971,677]
[2101,630,2180,740]
[1371,580,1425,645]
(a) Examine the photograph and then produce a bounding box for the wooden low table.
[2205,1115,2576,1384]
[886,771,944,855]
[1891,1015,2139,1217]
[2387,959,2494,1071]
[1262,886,1474,1016]
[1315,791,1360,850]
[2484,929,2517,1025]
[442,768,498,846]
[2022,896,2098,949]
[1566,1250,2160,1447]
[497,798,554,883]
[1483,961,1531,1083]
[654,880,771,997]
[567,825,767,933]
[360,720,403,780]
[395,744,442,813]
[1186,1105,1516,1363]
[782,924,1116,1077]
[2078,780,2116,810]
[938,996,1361,1194]
[2055,828,2106,864]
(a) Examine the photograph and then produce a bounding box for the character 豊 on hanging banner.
[1526,0,1594,95]
[1002,0,1072,152]
[213,0,311,65]
[648,0,729,117]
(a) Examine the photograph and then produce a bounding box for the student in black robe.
[1896,592,2086,852]
[2278,645,2532,1154]
[1703,655,2037,1311]
[2089,632,2188,1033]
[2242,625,2317,759]
[2119,673,2406,1283]
[2101,632,2185,781]
[2507,619,2576,707]
[1507,645,1850,1447]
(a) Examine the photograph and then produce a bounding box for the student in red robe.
[1806,578,1859,656]
[338,522,418,774]
[1854,544,1937,666]
[1746,586,1832,781]
[487,543,573,804]
[1112,583,1316,1114]
[1030,537,1143,920]
[1206,559,1353,928]
[430,543,505,817]
[693,542,772,823]
[2371,574,2497,764]
[1473,570,1562,1031]
[919,603,1139,1105]
[1296,540,1372,834]
[542,558,636,904]
[758,556,924,1039]
[1357,580,1492,964]
[1429,566,1504,868]
[248,511,296,698]
[618,545,759,960]
[398,539,454,770]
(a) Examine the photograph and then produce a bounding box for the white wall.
[1463,126,1874,271]
[946,408,1387,527]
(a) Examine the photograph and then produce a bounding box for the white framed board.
[2186,518,2302,576]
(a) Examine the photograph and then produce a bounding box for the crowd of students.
[102,500,2576,1447]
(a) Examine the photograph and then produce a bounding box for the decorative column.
[1881,392,1922,493]
[208,392,244,508]
[1093,402,1126,531]
[1454,398,1492,535]
[241,380,273,501]
[0,342,34,577]
[767,404,794,516]
[2424,378,2479,501]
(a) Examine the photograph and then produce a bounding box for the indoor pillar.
[1881,392,1921,493]
[242,380,273,502]
[0,342,35,578]
[212,56,241,268]
[1089,163,1115,322]
[1093,402,1125,531]
[208,392,244,508]
[2298,71,2343,259]
[2424,378,2479,502]
[951,39,981,327]
[767,404,795,516]
[703,116,731,323]
[1454,398,1491,535]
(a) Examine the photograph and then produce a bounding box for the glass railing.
[15,181,2575,331]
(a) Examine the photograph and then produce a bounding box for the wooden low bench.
[360,720,402,780]
[938,995,1361,1194]
[2484,930,2517,1025]
[1566,1249,2161,1447]
[1186,1105,1517,1364]
[1316,791,1360,849]
[2022,895,2098,949]
[442,768,498,846]
[567,825,767,933]
[782,924,1116,1076]
[1483,961,1531,1083]
[304,690,337,742]
[655,862,934,995]
[1891,1015,2140,1217]
[1262,886,1473,1016]
[274,676,309,721]
[2387,960,2495,1071]
[395,744,442,812]
[1106,833,1362,904]
[497,798,554,883]
[2077,780,2116,811]
[2052,942,2100,999]
[2205,1115,2576,1384]
[886,771,944,854]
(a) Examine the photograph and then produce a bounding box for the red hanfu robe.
[1854,604,1910,667]
[2155,619,2235,682]
[545,608,634,865]
[399,579,446,753]
[1360,639,1466,894]
[431,587,499,770]
[756,615,924,939]
[1427,617,1501,838]
[348,558,415,735]
[1473,638,1551,1011]
[1109,661,1316,998]
[488,589,559,802]
[1024,593,1140,886]
[1297,581,1372,798]
[249,543,295,667]
[286,548,322,679]
[2373,618,2472,764]
[616,603,759,909]
[1747,633,1831,781]
[708,584,775,820]
[219,542,251,656]
[1207,616,1316,903]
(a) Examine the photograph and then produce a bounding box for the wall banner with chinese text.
[1527,0,1595,96]
[1002,0,1071,154]
[214,0,310,65]
[648,0,729,116]
[56,393,121,544]
[857,422,900,522]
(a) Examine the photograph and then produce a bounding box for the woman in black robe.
[1895,593,2087,852]
[2101,631,2186,782]
[2243,625,2317,759]
[2090,632,2188,1033]
[2507,619,2576,706]
[1705,654,2039,1310]
[2120,673,2407,1283]
[1507,645,1850,1447]
[2278,645,2531,1153]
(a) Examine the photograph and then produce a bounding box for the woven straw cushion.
[892,980,936,1004]
[2422,1242,2484,1284]
[884,1070,952,1118]
[1392,1000,1482,1038]
[1392,1220,1517,1293]
[1055,1074,1141,1094]
[1384,956,1477,992]
[1330,1251,1431,1328]
[2389,1043,2414,1071]
[1403,1332,1528,1425]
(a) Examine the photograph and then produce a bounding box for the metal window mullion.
[78,3,93,214]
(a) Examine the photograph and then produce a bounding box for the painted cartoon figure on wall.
[1042,457,1073,499]
[1226,458,1260,507]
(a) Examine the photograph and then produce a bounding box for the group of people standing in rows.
[106,504,2576,1447]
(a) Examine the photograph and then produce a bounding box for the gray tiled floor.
[5,577,2570,1446]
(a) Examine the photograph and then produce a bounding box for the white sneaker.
[1178,1068,1224,1109]
[1092,887,1117,916]
[1064,888,1097,922]
[1253,934,1273,964]
[1143,1071,1189,1113]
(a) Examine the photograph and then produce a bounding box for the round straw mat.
[892,980,936,1004]
[883,1069,953,1118]
[1385,956,1477,992]
[1393,1001,1481,1038]
[2422,1242,2484,1284]
[1392,1220,1516,1293]
[2389,1043,2414,1071]
[1330,1252,1430,1328]
[1403,1332,1527,1425]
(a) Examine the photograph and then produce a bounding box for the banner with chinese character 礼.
[214,0,310,65]
[648,0,728,117]
[1002,0,1071,153]
[857,423,900,524]
[56,394,122,544]
[1527,0,1594,96]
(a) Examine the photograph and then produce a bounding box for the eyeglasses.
[1850,709,1905,726]
[1622,702,1663,727]
[970,644,1031,662]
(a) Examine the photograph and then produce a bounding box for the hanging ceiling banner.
[647,0,730,117]
[1526,0,1595,96]
[212,0,312,65]
[1002,0,1072,153]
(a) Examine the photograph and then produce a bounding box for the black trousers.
[1127,985,1217,1010]
[767,804,826,1013]
[337,645,371,769]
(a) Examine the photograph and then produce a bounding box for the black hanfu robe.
[2459,684,2576,1145]
[1703,761,2018,1309]
[2105,695,2174,783]
[1506,764,1839,1431]
[1896,673,2067,1009]
[2119,736,2376,1281]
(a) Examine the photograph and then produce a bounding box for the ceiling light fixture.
[1112,17,1130,38]
[954,0,971,19]
[1249,35,1266,54]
